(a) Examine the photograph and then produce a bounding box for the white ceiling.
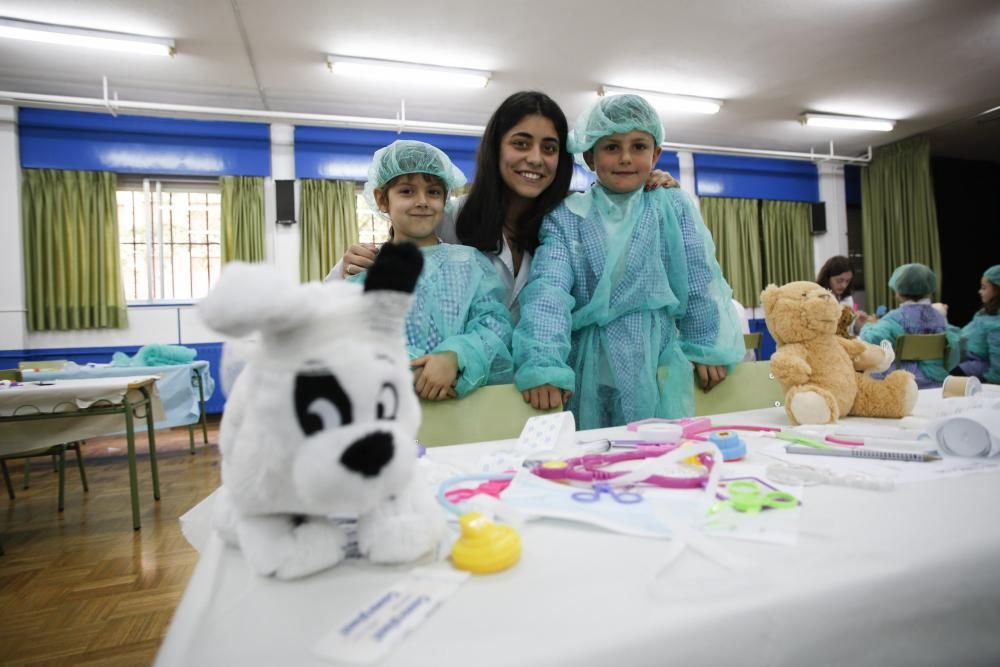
[1,0,998,162]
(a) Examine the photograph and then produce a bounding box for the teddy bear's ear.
[198,262,313,337]
[760,284,781,313]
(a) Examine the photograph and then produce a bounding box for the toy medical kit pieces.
[716,479,797,513]
[766,463,894,491]
[532,444,712,489]
[571,482,642,504]
[942,375,981,398]
[784,445,941,462]
[314,567,469,665]
[708,430,747,460]
[516,411,577,456]
[930,406,1000,458]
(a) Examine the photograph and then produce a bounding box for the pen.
[784,445,941,462]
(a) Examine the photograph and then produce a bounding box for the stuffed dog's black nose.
[340,432,394,477]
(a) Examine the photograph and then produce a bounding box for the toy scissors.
[719,479,798,513]
[571,482,642,504]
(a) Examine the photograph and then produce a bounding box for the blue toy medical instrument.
[708,431,746,461]
[571,482,643,504]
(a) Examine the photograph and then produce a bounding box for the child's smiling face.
[584,130,662,194]
[375,174,445,247]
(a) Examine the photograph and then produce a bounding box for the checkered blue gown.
[350,243,513,397]
[514,186,744,429]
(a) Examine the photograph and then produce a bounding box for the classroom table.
[0,376,165,530]
[22,360,214,452]
[156,391,1000,666]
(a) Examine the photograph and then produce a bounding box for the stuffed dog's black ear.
[364,242,423,295]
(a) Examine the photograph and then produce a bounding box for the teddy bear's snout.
[339,431,395,477]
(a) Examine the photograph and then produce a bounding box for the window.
[117,178,222,302]
[355,186,392,245]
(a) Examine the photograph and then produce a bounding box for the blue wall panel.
[19,108,270,177]
[694,154,819,202]
[296,127,481,181]
[2,343,226,414]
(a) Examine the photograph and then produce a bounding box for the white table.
[156,392,1000,666]
[0,376,165,529]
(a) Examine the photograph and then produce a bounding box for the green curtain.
[299,179,359,282]
[220,176,265,263]
[21,169,127,331]
[761,200,815,287]
[861,136,942,309]
[700,197,761,306]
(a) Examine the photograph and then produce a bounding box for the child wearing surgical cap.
[859,263,959,388]
[347,140,513,401]
[953,264,1000,384]
[513,94,744,428]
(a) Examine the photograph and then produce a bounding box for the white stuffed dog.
[199,243,445,579]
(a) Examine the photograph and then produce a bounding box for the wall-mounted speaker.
[810,202,827,235]
[276,179,296,225]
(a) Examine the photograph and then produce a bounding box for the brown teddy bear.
[761,281,918,425]
[836,304,855,339]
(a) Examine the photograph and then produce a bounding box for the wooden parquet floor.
[1,418,221,666]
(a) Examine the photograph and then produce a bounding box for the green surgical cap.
[888,263,937,297]
[983,265,1000,286]
[363,140,466,212]
[567,94,665,155]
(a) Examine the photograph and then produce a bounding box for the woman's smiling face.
[498,113,560,201]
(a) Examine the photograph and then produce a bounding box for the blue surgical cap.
[983,265,1000,286]
[888,263,937,297]
[567,94,665,155]
[363,140,466,212]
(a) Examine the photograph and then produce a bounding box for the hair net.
[567,94,664,155]
[363,140,467,212]
[983,265,1000,286]
[888,263,937,297]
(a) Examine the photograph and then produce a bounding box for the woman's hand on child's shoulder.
[411,353,458,401]
[522,384,570,410]
[341,243,380,277]
[644,170,679,191]
[694,364,728,392]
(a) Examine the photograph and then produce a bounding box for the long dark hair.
[816,255,855,297]
[455,91,574,255]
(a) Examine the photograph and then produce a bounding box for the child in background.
[954,265,1000,384]
[858,263,958,388]
[347,140,514,401]
[514,94,744,428]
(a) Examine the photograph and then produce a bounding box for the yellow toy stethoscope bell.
[450,512,521,574]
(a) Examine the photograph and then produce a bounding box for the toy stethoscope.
[531,444,713,489]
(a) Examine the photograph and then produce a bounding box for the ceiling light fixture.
[327,54,490,88]
[598,85,722,115]
[800,113,894,132]
[0,17,174,56]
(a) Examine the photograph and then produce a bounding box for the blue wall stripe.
[19,108,270,177]
[295,126,481,181]
[694,154,819,202]
[2,344,226,414]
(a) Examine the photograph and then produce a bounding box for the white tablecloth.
[0,376,164,453]
[156,391,1000,666]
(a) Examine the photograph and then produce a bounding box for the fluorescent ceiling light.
[0,17,174,56]
[327,55,490,88]
[599,85,722,115]
[800,113,894,132]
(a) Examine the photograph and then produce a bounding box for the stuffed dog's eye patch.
[376,383,398,420]
[295,371,352,435]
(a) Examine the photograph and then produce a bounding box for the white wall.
[268,123,299,278]
[0,104,24,351]
[814,162,849,277]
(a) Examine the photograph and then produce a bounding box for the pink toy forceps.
[443,478,512,503]
[532,445,714,489]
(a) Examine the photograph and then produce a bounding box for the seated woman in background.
[816,255,868,334]
[859,263,958,388]
[954,265,1000,384]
